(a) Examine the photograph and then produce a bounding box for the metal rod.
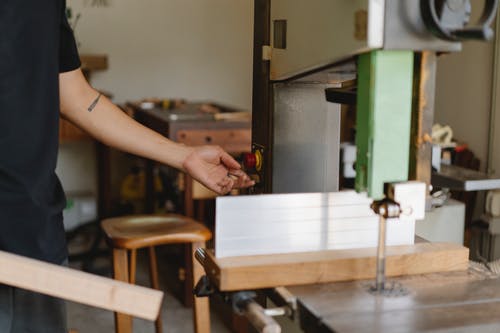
[273,287,297,311]
[263,307,289,317]
[375,215,387,291]
[241,300,282,333]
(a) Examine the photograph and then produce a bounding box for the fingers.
[215,175,234,195]
[227,169,246,177]
[228,169,255,189]
[231,176,254,189]
[212,169,255,194]
[217,175,233,188]
[241,178,256,188]
[219,150,241,170]
[186,145,255,194]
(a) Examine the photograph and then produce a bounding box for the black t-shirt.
[0,0,81,263]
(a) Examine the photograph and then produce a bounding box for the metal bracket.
[193,275,215,298]
[193,270,287,333]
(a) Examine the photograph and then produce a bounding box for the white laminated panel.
[215,191,415,258]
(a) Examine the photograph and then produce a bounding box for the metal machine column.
[355,50,414,198]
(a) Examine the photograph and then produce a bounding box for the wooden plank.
[202,242,469,291]
[0,250,163,321]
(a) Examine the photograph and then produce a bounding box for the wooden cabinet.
[176,128,251,154]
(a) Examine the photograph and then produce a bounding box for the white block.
[415,199,464,244]
[215,191,416,258]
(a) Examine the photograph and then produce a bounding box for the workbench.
[129,102,252,213]
[196,242,500,333]
[126,101,251,307]
[287,263,500,333]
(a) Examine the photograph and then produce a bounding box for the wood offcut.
[0,250,163,321]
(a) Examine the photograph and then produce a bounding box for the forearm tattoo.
[87,93,102,112]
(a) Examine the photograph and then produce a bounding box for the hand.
[182,146,255,195]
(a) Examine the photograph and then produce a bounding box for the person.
[0,1,254,332]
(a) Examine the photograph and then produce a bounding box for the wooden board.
[0,250,163,321]
[200,242,469,291]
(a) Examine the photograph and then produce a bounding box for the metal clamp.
[193,275,215,298]
[193,275,284,333]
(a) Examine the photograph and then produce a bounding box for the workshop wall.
[57,2,499,216]
[57,0,253,203]
[434,3,497,172]
[434,9,497,220]
[67,0,254,110]
[434,40,494,170]
[56,141,98,194]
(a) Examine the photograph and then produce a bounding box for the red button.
[243,153,257,169]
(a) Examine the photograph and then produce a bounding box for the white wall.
[58,2,499,208]
[434,40,494,170]
[433,15,497,219]
[433,0,496,170]
[57,141,98,194]
[67,0,254,109]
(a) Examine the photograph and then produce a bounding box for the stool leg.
[196,201,206,223]
[113,249,132,333]
[148,247,163,333]
[184,173,194,218]
[129,249,137,285]
[184,244,194,307]
[191,242,210,333]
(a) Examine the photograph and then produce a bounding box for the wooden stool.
[101,214,212,333]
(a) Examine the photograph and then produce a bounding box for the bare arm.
[59,68,253,194]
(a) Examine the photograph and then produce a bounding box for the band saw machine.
[195,1,500,332]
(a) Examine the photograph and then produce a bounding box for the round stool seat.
[101,214,212,250]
